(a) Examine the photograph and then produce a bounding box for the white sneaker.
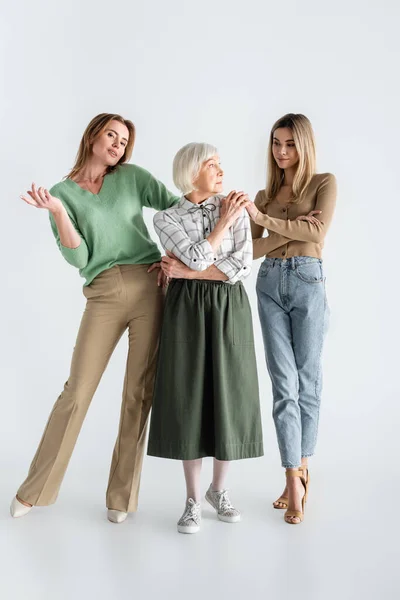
[107,509,128,523]
[10,496,33,518]
[177,498,201,534]
[205,485,241,523]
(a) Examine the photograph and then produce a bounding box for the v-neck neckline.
[66,168,116,197]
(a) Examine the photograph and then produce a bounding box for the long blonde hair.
[67,113,136,180]
[265,113,316,204]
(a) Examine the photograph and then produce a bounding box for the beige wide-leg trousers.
[18,265,164,512]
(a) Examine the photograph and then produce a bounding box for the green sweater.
[49,164,179,285]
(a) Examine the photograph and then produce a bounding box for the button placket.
[202,207,209,236]
[281,204,288,257]
[187,201,217,264]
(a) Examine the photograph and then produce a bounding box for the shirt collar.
[178,195,220,211]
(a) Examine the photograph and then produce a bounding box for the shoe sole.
[217,514,241,523]
[108,517,127,524]
[177,525,200,534]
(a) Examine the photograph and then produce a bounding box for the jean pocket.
[257,261,271,279]
[295,261,323,284]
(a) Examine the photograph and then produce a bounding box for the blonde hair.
[67,113,136,180]
[173,142,218,194]
[265,113,316,204]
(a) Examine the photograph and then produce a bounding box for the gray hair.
[173,142,218,194]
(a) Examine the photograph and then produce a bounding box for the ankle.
[186,496,200,504]
[211,480,225,492]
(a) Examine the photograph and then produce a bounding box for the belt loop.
[291,257,295,270]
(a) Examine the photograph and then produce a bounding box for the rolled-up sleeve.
[153,211,217,271]
[214,210,252,283]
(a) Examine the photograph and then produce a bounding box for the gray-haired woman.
[147,143,263,534]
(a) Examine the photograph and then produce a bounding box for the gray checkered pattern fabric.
[153,195,252,284]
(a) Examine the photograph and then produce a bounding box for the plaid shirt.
[153,195,252,284]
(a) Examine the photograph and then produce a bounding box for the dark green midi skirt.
[147,279,263,461]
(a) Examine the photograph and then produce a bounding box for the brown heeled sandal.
[273,466,309,509]
[273,495,289,509]
[299,465,310,503]
[284,469,307,524]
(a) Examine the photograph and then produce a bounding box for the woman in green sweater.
[10,113,178,523]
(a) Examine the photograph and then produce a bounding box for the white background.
[1,1,398,598]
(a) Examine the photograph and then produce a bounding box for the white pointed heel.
[107,509,128,524]
[10,496,33,518]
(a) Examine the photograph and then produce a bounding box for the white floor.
[2,322,398,600]
[2,451,398,600]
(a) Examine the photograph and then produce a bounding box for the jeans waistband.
[263,256,322,269]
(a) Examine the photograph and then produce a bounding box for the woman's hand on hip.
[161,251,193,280]
[20,183,64,215]
[147,262,168,287]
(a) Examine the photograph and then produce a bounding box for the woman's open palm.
[20,183,63,214]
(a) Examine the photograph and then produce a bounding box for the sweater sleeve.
[253,174,337,243]
[143,172,180,210]
[48,210,89,269]
[251,191,291,259]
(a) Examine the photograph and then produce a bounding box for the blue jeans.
[256,257,329,468]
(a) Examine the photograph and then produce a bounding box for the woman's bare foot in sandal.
[274,459,308,509]
[273,486,289,509]
[284,469,306,524]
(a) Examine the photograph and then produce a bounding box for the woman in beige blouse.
[246,113,337,524]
